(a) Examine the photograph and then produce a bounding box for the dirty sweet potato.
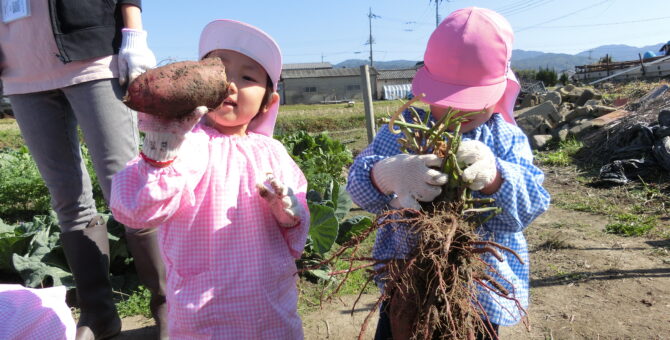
[123,58,229,118]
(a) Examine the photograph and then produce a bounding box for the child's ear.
[261,92,280,113]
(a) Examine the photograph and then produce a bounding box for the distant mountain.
[331,42,666,73]
[575,43,665,63]
[334,59,418,69]
[511,52,590,72]
[511,49,546,61]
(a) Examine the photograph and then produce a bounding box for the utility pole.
[367,7,380,67]
[432,0,448,27]
[360,65,376,143]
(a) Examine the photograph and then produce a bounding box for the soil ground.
[114,165,670,339]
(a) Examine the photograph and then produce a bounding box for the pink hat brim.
[412,66,518,125]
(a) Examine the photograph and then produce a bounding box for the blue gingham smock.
[346,108,551,326]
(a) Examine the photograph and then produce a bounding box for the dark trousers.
[374,301,500,340]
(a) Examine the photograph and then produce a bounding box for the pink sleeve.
[0,285,75,340]
[110,157,197,229]
[278,156,311,259]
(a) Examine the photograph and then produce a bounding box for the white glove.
[371,154,448,210]
[118,28,157,87]
[456,140,497,191]
[257,175,304,228]
[139,106,208,165]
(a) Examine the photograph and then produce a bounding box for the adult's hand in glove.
[456,140,499,192]
[139,106,208,166]
[371,154,448,210]
[118,28,157,87]
[257,175,304,228]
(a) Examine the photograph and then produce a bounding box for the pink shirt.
[110,123,309,339]
[0,0,117,95]
[0,285,75,340]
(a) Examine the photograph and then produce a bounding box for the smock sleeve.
[474,121,550,233]
[110,136,207,229]
[270,141,311,259]
[346,120,405,214]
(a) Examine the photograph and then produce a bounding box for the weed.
[554,193,611,214]
[0,145,106,222]
[605,213,656,236]
[547,263,567,276]
[297,230,378,314]
[535,138,583,166]
[537,234,574,250]
[0,130,23,149]
[116,286,152,318]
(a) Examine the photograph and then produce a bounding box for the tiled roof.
[377,68,417,80]
[282,62,333,70]
[282,67,379,79]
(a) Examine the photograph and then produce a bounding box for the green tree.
[559,73,569,85]
[513,68,537,82]
[535,67,558,87]
[598,54,613,64]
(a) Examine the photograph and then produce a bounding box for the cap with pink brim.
[198,19,282,136]
[411,7,519,124]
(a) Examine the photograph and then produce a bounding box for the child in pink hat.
[346,7,550,339]
[110,20,309,339]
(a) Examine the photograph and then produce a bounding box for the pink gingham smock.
[110,123,309,339]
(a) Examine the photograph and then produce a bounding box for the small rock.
[544,91,562,106]
[552,123,570,141]
[576,89,595,106]
[584,99,601,106]
[531,134,553,150]
[568,120,595,137]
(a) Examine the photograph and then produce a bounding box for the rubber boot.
[125,227,168,340]
[60,216,122,340]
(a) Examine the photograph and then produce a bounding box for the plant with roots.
[318,94,528,340]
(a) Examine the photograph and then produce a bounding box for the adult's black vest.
[48,0,141,63]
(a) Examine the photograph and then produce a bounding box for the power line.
[494,0,537,13]
[517,0,611,32]
[530,15,670,29]
[499,0,556,17]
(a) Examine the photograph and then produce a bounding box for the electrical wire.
[530,15,670,29]
[499,0,556,17]
[516,0,612,32]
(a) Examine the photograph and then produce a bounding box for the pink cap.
[412,7,519,124]
[199,19,282,136]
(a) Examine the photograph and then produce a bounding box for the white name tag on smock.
[2,0,30,23]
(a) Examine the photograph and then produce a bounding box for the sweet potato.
[124,58,229,118]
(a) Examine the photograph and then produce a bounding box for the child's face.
[430,105,494,133]
[203,49,276,135]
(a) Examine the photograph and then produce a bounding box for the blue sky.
[142,0,670,65]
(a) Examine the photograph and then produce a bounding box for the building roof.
[377,68,417,80]
[282,62,333,70]
[282,67,378,79]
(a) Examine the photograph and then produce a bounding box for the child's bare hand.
[456,140,497,190]
[257,174,303,228]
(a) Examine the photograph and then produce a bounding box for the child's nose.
[227,81,237,94]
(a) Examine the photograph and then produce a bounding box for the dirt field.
[115,164,670,339]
